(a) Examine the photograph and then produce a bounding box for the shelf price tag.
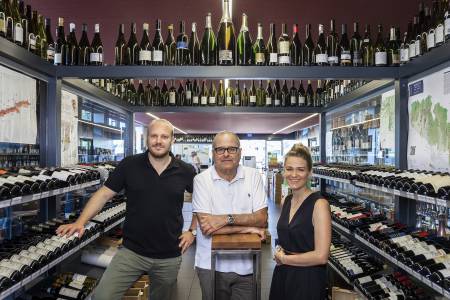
[11,197,22,206]
[436,199,447,207]
[32,193,41,200]
[41,191,50,198]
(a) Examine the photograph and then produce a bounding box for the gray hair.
[148,119,175,137]
[212,131,240,148]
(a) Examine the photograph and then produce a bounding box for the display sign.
[379,89,395,149]
[407,67,450,172]
[61,90,79,166]
[0,65,37,144]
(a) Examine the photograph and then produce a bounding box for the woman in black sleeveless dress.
[269,144,331,300]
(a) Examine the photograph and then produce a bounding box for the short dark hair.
[284,144,313,171]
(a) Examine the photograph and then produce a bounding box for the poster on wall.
[379,89,395,150]
[407,67,450,172]
[61,90,79,167]
[0,65,37,144]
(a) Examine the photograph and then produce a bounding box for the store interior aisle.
[175,200,281,300]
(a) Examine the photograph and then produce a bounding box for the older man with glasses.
[192,131,268,300]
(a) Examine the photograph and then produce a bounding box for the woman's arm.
[274,199,331,267]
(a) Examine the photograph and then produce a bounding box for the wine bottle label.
[54,53,62,64]
[409,43,416,57]
[169,92,176,104]
[19,250,42,261]
[255,53,265,63]
[427,32,435,49]
[352,52,362,64]
[290,96,296,105]
[340,51,351,62]
[279,41,290,54]
[73,274,87,284]
[375,52,387,65]
[298,96,306,105]
[445,18,450,36]
[234,95,240,105]
[152,50,163,62]
[186,91,192,100]
[443,261,450,269]
[139,50,152,61]
[209,96,216,104]
[14,23,23,43]
[90,52,103,62]
[414,40,421,56]
[176,41,188,49]
[391,54,400,65]
[226,96,232,105]
[400,48,409,62]
[438,269,450,278]
[69,281,84,290]
[0,260,24,271]
[192,96,199,104]
[436,26,445,43]
[29,34,37,50]
[59,287,81,298]
[47,47,55,60]
[201,96,208,105]
[357,276,373,285]
[274,99,280,106]
[327,56,338,64]
[0,13,5,34]
[265,97,272,105]
[28,246,51,256]
[0,267,15,278]
[10,255,34,266]
[218,50,233,62]
[316,53,328,63]
[278,56,290,64]
[269,53,278,63]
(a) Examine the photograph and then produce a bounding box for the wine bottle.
[161,80,169,106]
[315,80,324,106]
[153,79,161,106]
[185,79,192,106]
[139,23,152,65]
[189,22,200,65]
[315,24,328,66]
[387,27,400,66]
[306,80,314,106]
[66,23,78,66]
[175,81,184,106]
[217,0,236,65]
[233,80,241,106]
[273,80,281,107]
[434,0,445,46]
[54,17,66,66]
[241,83,249,107]
[298,80,306,106]
[400,23,411,64]
[303,24,314,66]
[443,0,450,42]
[145,80,153,106]
[11,0,22,46]
[267,23,278,66]
[290,24,301,65]
[361,24,374,66]
[4,0,13,41]
[421,5,432,52]
[218,80,225,106]
[126,22,138,65]
[253,23,266,65]
[427,0,439,50]
[192,79,199,106]
[19,2,27,49]
[265,81,273,107]
[45,18,55,64]
[165,24,176,65]
[289,80,297,106]
[78,23,89,66]
[339,24,351,66]
[175,21,189,65]
[237,13,253,65]
[415,14,426,57]
[151,19,164,65]
[137,80,145,106]
[0,0,6,38]
[168,80,177,106]
[350,22,362,66]
[200,80,208,106]
[89,24,103,66]
[281,80,289,107]
[278,23,291,65]
[200,13,216,65]
[327,19,339,66]
[249,80,257,107]
[225,81,233,106]
[374,25,387,67]
[37,15,47,59]
[208,81,216,106]
[27,9,37,54]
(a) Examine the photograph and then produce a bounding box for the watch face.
[191,230,197,236]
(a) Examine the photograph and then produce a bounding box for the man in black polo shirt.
[56,119,197,300]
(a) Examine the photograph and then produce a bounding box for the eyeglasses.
[214,147,240,155]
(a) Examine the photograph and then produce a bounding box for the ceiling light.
[272,113,319,135]
[145,112,189,135]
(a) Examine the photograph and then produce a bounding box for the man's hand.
[197,214,227,235]
[56,221,85,238]
[178,231,195,254]
[243,227,266,240]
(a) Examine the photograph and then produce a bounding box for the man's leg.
[93,247,151,300]
[147,256,182,300]
[230,273,253,300]
[196,267,234,300]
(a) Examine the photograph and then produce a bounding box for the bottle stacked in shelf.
[313,164,450,200]
[0,197,126,292]
[355,272,430,299]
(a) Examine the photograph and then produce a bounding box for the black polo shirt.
[104,151,196,258]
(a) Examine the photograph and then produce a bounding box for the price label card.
[393,190,401,196]
[11,197,22,205]
[41,192,50,198]
[63,187,70,193]
[32,193,41,200]
[444,290,450,299]
[436,199,447,207]
[52,189,62,195]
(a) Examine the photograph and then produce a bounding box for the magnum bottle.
[266,23,278,66]
[200,13,216,65]
[151,19,164,65]
[351,22,362,66]
[126,23,139,65]
[139,23,152,65]
[175,21,189,66]
[237,13,253,65]
[327,19,339,65]
[290,24,301,65]
[315,24,328,66]
[217,0,236,65]
[54,17,66,66]
[339,24,351,66]
[253,23,266,65]
[89,24,103,66]
[189,22,200,65]
[303,24,314,66]
[278,23,291,65]
[165,24,176,65]
[78,23,90,66]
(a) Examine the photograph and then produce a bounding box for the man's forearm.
[76,187,112,225]
[212,226,254,235]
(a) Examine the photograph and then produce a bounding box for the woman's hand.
[274,246,286,265]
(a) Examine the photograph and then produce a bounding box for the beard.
[148,145,170,158]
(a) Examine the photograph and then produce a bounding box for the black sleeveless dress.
[269,192,327,300]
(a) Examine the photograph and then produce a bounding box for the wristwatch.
[188,228,197,236]
[227,214,235,225]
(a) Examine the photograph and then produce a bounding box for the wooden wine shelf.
[0,180,101,209]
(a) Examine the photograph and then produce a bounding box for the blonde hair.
[284,144,313,171]
[148,119,174,137]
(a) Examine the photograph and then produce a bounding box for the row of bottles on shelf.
[89,77,368,107]
[0,164,117,200]
[174,135,215,143]
[0,197,126,292]
[313,164,450,200]
[0,143,39,155]
[0,155,39,169]
[78,146,113,156]
[2,0,450,67]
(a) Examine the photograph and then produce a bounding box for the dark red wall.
[27,0,423,65]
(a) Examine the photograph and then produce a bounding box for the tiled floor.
[174,200,281,300]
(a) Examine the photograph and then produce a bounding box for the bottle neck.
[257,25,263,39]
[390,28,396,41]
[221,0,231,23]
[205,14,212,29]
[281,24,287,35]
[240,14,248,32]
